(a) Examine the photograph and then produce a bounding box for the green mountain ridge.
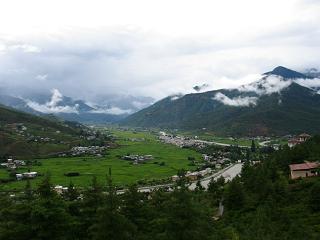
[122,67,320,136]
[0,104,85,158]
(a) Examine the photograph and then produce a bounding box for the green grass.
[177,130,289,147]
[0,130,202,190]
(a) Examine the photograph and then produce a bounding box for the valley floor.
[0,129,203,190]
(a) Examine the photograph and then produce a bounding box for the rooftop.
[289,162,319,171]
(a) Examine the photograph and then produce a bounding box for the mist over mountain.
[122,66,320,136]
[0,89,154,124]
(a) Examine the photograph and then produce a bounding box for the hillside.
[0,104,87,158]
[122,66,320,136]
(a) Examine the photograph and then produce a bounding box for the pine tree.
[224,177,245,210]
[30,174,71,240]
[90,176,136,240]
[251,139,256,153]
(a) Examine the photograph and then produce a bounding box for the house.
[171,175,179,181]
[298,133,311,142]
[22,172,38,179]
[215,164,222,169]
[288,139,300,148]
[54,185,68,194]
[289,162,319,179]
[288,133,311,148]
[186,172,198,181]
[16,174,23,180]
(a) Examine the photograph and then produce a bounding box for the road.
[189,163,243,190]
[116,163,243,194]
[194,139,249,148]
[259,140,271,146]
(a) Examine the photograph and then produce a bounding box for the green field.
[177,130,287,147]
[0,130,202,190]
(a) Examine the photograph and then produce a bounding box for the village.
[121,154,154,164]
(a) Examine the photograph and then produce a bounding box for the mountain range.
[122,66,320,136]
[0,90,154,124]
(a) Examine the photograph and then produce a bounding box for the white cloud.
[35,74,48,81]
[238,75,292,95]
[213,93,258,107]
[131,101,151,110]
[295,78,320,89]
[90,107,132,115]
[170,94,184,101]
[9,44,41,53]
[27,100,79,113]
[26,89,79,113]
[0,0,319,102]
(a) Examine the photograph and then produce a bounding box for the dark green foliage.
[251,139,256,153]
[224,177,245,210]
[30,175,71,240]
[208,176,225,206]
[309,181,320,211]
[90,178,136,240]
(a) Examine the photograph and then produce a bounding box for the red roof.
[289,162,319,171]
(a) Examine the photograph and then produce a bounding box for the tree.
[309,181,320,211]
[78,176,104,239]
[30,174,71,240]
[122,184,145,225]
[195,180,204,192]
[63,182,79,201]
[163,186,211,240]
[90,177,136,240]
[0,193,33,240]
[251,139,256,153]
[224,177,245,210]
[208,177,225,206]
[24,178,33,201]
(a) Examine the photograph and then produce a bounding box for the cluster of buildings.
[172,168,212,181]
[202,153,232,168]
[68,146,107,157]
[288,133,311,148]
[26,135,57,143]
[0,158,26,170]
[159,132,207,148]
[0,158,38,181]
[5,123,61,143]
[122,154,154,164]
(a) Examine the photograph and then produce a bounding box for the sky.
[0,0,320,102]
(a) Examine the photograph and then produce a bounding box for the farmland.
[0,129,203,190]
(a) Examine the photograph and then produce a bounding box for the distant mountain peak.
[263,66,309,79]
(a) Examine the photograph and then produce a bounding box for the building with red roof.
[289,162,319,179]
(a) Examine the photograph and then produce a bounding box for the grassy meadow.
[0,129,202,190]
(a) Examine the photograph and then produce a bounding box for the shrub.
[64,172,80,177]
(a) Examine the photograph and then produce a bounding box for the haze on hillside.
[0,0,320,102]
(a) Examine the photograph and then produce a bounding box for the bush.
[64,172,80,177]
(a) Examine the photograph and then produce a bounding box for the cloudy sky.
[0,0,319,101]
